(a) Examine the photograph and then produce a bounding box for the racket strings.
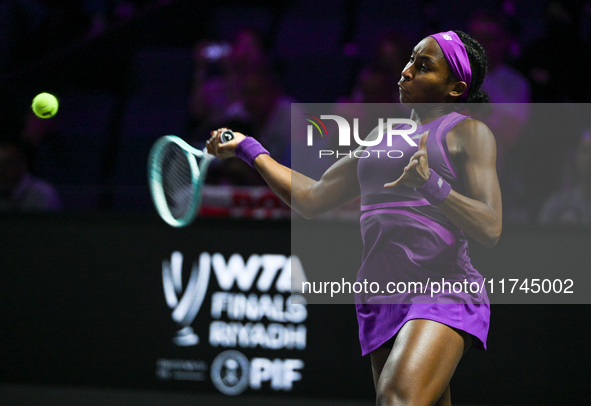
[160,143,198,220]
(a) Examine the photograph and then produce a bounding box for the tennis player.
[207,30,501,406]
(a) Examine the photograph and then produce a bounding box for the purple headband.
[430,31,472,99]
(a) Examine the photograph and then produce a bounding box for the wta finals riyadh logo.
[162,251,210,346]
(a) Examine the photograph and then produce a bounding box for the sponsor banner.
[156,250,309,396]
[198,185,360,220]
[0,214,369,399]
[1,214,590,404]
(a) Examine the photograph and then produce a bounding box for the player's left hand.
[384,130,431,188]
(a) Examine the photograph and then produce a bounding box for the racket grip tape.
[235,137,269,168]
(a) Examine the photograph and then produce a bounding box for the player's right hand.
[206,128,246,160]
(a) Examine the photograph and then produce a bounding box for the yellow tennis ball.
[32,92,59,119]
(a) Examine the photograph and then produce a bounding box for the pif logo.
[210,350,304,396]
[304,114,418,148]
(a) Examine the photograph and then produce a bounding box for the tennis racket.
[148,129,235,227]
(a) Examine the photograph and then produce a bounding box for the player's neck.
[409,104,452,126]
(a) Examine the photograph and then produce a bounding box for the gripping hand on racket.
[384,130,430,188]
[206,128,246,160]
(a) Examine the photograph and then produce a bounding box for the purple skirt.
[356,303,490,356]
[355,212,490,356]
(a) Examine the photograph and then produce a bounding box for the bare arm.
[439,119,503,248]
[383,119,502,248]
[207,130,361,218]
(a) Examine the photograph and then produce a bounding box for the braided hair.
[450,30,490,112]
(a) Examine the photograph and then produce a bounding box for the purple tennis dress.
[356,111,490,356]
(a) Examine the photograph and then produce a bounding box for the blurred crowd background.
[0,0,590,226]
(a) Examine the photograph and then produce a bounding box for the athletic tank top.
[355,111,490,354]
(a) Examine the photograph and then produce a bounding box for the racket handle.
[220,129,235,143]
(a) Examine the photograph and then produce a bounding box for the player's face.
[397,37,459,105]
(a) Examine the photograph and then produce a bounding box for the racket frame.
[148,135,213,227]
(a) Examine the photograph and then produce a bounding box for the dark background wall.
[1,213,590,405]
